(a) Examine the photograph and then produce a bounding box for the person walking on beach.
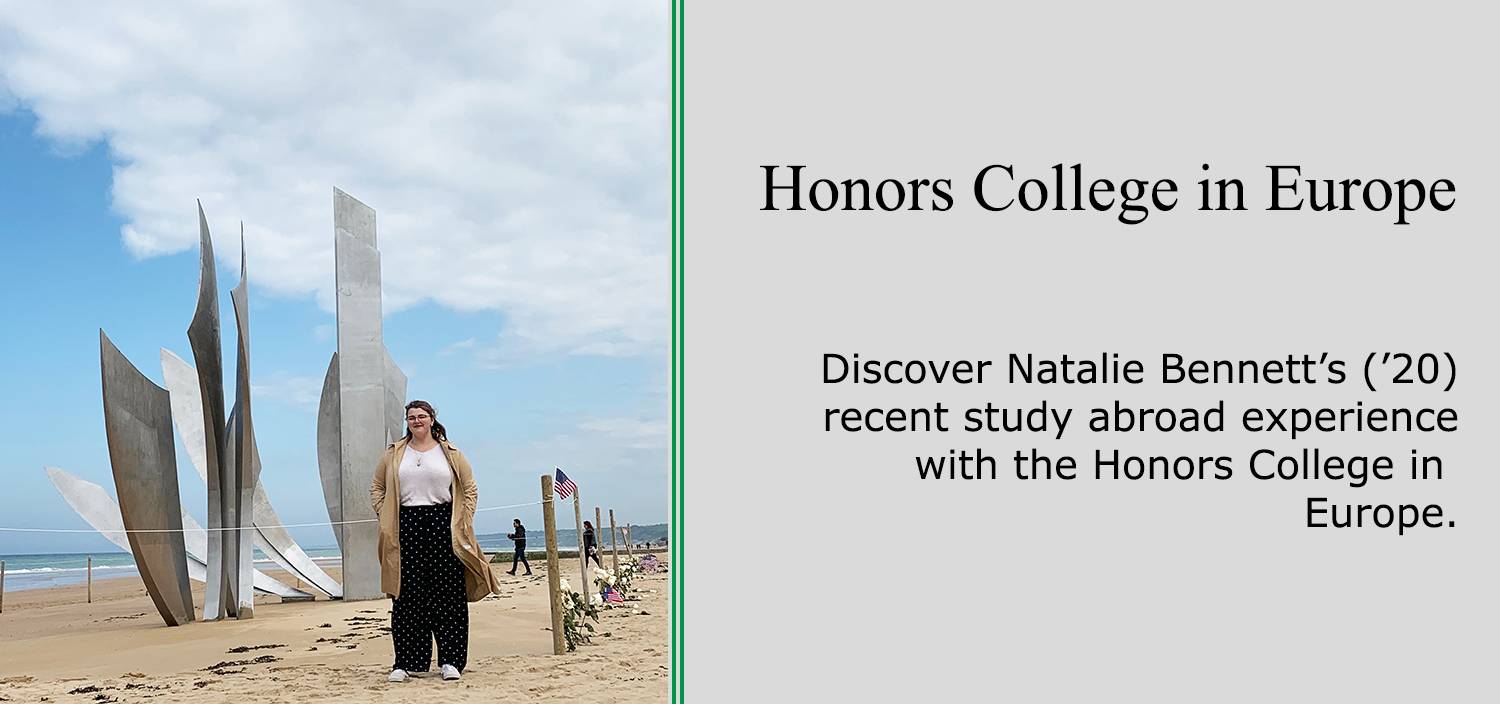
[582,520,605,569]
[507,518,532,576]
[371,400,500,684]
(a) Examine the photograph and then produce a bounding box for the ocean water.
[0,544,522,592]
[0,552,140,591]
[0,548,341,593]
[0,523,667,593]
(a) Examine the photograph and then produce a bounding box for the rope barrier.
[0,500,548,534]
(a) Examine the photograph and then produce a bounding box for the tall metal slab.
[99,331,194,627]
[163,349,342,598]
[334,188,386,600]
[316,352,344,554]
[185,203,233,620]
[229,231,261,617]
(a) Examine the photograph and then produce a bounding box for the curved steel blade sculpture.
[99,331,194,627]
[228,230,262,618]
[162,349,342,598]
[186,203,234,620]
[45,467,312,599]
[316,352,343,554]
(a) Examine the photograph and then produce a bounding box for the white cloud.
[578,417,668,451]
[0,2,668,358]
[249,372,322,407]
[441,337,478,356]
[498,413,668,480]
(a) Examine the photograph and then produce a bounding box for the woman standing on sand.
[371,400,500,684]
[582,520,605,569]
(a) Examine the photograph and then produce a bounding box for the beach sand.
[0,562,668,702]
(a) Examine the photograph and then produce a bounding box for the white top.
[397,443,454,506]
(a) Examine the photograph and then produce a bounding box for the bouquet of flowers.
[595,559,641,601]
[616,559,638,594]
[558,578,601,651]
[594,568,620,600]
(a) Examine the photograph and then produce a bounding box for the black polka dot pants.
[391,502,469,673]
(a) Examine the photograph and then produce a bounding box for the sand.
[0,562,668,702]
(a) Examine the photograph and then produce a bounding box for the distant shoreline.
[2,545,667,593]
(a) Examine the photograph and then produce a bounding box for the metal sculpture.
[228,232,261,617]
[46,467,312,599]
[384,347,408,444]
[186,202,234,620]
[78,192,409,623]
[161,349,342,598]
[183,505,310,599]
[99,331,194,627]
[316,352,344,553]
[331,188,389,601]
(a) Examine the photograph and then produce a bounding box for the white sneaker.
[441,664,461,681]
[388,669,408,683]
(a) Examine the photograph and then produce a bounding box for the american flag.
[554,467,578,500]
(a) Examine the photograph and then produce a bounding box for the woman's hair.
[403,399,448,442]
[584,520,594,531]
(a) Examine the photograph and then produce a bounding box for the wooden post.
[87,556,93,604]
[541,474,565,655]
[608,509,620,573]
[625,524,634,560]
[594,506,604,579]
[1,559,6,613]
[573,493,589,602]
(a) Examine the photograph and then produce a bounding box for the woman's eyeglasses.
[406,414,431,422]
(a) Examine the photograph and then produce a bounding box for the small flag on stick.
[555,467,578,500]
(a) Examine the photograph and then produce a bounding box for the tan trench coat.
[369,437,500,601]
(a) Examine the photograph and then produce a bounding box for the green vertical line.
[676,0,686,697]
[677,0,687,698]
[675,0,687,696]
[671,0,678,700]
[677,0,685,693]
[680,0,687,695]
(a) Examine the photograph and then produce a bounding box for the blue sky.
[0,5,668,555]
